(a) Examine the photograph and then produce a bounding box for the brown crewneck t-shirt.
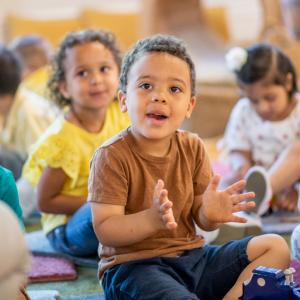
[88,128,213,278]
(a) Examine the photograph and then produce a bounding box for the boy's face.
[119,52,196,142]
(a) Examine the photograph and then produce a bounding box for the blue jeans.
[47,203,99,257]
[102,236,252,300]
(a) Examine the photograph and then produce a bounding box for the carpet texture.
[27,255,77,283]
[27,266,102,298]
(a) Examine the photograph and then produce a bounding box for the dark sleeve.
[88,147,129,206]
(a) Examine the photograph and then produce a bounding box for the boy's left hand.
[202,174,255,224]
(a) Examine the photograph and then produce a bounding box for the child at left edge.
[88,34,290,300]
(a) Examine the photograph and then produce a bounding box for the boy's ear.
[185,96,196,119]
[58,81,70,99]
[118,90,127,113]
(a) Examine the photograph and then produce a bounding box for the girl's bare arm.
[37,166,86,215]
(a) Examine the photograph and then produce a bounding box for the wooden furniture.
[182,83,239,138]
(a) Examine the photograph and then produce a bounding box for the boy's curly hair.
[119,34,196,96]
[48,29,122,107]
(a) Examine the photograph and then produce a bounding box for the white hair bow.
[225,47,248,72]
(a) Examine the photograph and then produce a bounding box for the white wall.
[0,0,263,44]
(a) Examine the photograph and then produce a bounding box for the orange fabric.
[88,129,212,277]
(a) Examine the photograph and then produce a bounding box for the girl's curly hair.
[48,29,122,107]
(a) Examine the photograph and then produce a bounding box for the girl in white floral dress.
[221,44,300,215]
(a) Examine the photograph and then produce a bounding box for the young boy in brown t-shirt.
[88,35,290,300]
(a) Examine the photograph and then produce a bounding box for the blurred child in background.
[0,36,56,180]
[221,44,300,215]
[0,45,23,178]
[10,34,53,79]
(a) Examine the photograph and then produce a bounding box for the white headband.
[225,47,248,72]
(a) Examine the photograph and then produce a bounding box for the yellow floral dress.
[23,101,130,234]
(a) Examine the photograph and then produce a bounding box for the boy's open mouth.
[146,113,168,120]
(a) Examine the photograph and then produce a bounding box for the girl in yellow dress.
[22,29,130,256]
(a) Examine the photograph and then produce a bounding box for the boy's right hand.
[150,179,178,231]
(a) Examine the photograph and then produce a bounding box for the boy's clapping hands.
[202,175,256,224]
[151,179,178,231]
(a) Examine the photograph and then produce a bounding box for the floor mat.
[27,266,102,299]
[262,210,300,234]
[26,230,99,268]
[63,295,104,300]
[27,255,77,283]
[27,289,60,300]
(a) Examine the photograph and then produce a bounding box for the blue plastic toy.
[240,266,300,300]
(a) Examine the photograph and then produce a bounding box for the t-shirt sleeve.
[221,100,251,152]
[88,147,128,206]
[193,138,213,196]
